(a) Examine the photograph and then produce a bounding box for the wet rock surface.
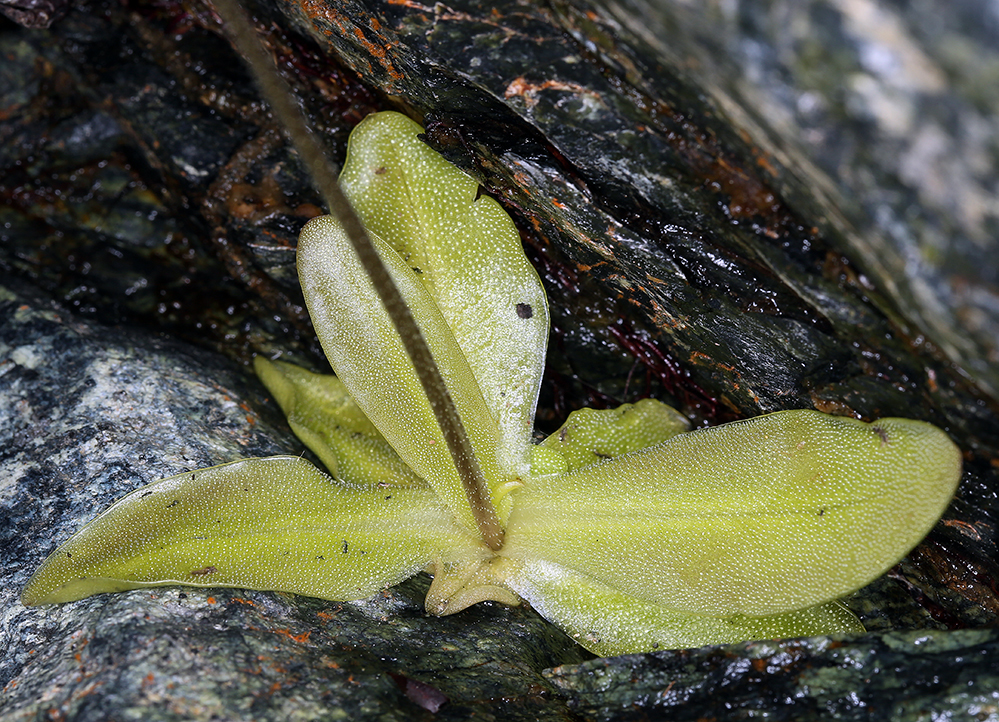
[0,277,588,721]
[1,0,997,719]
[547,628,999,721]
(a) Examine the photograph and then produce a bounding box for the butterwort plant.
[22,112,962,656]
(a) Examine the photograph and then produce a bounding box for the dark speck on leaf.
[65,552,71,558]
[342,541,349,554]
[385,495,392,500]
[167,499,180,508]
[818,508,826,517]
[874,427,890,445]
[190,566,216,577]
[374,166,387,174]
[141,491,153,497]
[516,302,533,319]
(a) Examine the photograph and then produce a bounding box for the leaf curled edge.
[504,557,864,656]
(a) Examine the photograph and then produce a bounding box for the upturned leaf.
[338,112,549,479]
[297,112,547,529]
[531,398,690,475]
[254,357,425,488]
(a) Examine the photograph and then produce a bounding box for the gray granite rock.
[3,269,997,721]
[2,0,998,719]
[547,628,999,721]
[613,0,999,399]
[0,277,587,721]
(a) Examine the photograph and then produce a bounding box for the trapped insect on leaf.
[22,112,962,657]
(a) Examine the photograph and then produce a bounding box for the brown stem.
[209,0,504,551]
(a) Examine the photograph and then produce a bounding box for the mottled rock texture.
[0,278,588,720]
[1,0,997,719]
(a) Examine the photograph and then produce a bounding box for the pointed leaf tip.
[22,456,479,606]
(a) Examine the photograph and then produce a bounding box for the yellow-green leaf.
[254,356,425,487]
[504,558,864,655]
[338,112,549,478]
[298,112,548,529]
[503,410,961,617]
[531,398,690,475]
[21,456,480,606]
[299,213,509,531]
